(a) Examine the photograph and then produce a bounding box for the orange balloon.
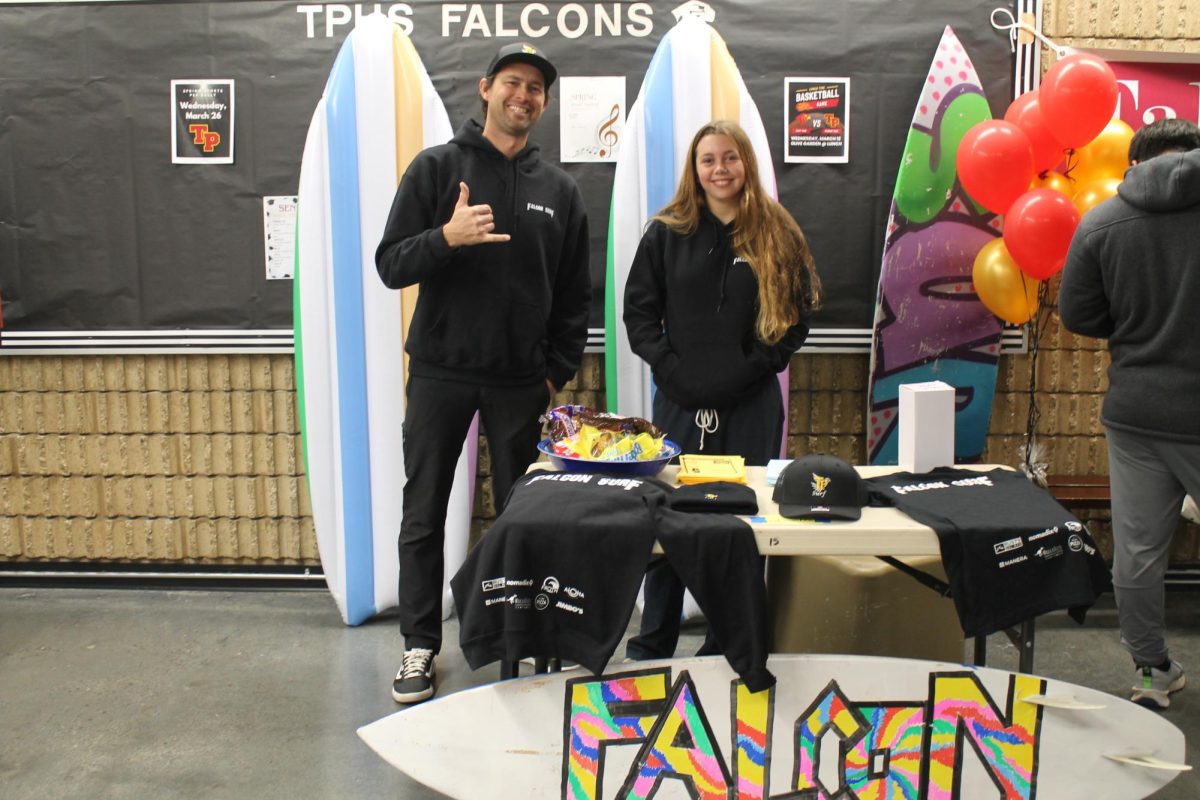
[1071,118,1134,185]
[1073,177,1122,215]
[972,238,1042,325]
[1030,170,1073,198]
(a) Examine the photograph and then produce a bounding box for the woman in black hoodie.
[623,119,822,660]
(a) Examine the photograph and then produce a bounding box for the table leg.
[1017,619,1036,674]
[500,659,519,680]
[973,635,987,667]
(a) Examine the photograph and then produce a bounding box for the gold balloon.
[1030,170,1073,198]
[1073,177,1122,215]
[1070,118,1134,185]
[972,238,1042,325]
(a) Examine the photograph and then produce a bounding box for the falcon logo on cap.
[521,44,537,54]
[812,474,831,496]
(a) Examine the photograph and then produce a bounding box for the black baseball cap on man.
[486,42,557,90]
[773,454,866,521]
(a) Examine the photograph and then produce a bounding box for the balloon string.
[1020,279,1054,488]
[990,7,1070,59]
[1061,148,1080,181]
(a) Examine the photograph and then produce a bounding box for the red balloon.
[1003,91,1066,174]
[1003,189,1082,280]
[1040,54,1119,149]
[956,120,1035,214]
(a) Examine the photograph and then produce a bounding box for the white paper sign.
[263,196,297,280]
[559,76,625,163]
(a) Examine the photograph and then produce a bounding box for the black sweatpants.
[399,373,549,653]
[626,376,782,660]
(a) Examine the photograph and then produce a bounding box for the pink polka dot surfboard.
[866,26,1006,467]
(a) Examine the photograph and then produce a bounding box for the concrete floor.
[1,585,1196,799]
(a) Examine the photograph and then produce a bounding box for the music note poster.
[559,76,625,163]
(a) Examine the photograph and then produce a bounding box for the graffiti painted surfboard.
[358,653,1186,799]
[866,26,1005,466]
[295,13,475,625]
[604,13,786,454]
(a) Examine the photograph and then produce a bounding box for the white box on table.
[898,380,955,473]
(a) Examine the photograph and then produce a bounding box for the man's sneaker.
[392,648,436,704]
[1131,660,1186,710]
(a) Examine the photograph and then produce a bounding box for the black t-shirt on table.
[865,468,1111,638]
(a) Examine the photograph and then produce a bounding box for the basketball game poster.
[785,77,849,163]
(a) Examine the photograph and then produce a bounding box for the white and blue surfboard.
[295,13,475,626]
[604,13,783,447]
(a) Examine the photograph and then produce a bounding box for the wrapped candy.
[542,406,665,462]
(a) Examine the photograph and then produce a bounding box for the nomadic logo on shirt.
[526,201,556,219]
[811,473,831,497]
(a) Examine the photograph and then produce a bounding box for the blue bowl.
[537,438,681,478]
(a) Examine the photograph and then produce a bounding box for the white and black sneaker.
[392,648,436,704]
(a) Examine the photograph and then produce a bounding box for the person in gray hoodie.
[1060,117,1200,710]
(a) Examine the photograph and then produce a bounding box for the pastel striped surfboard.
[295,13,475,625]
[604,14,784,446]
[359,654,1187,799]
[866,26,1004,466]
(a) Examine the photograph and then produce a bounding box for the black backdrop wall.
[0,0,1013,338]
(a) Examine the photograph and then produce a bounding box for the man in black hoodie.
[1060,118,1200,710]
[376,43,590,704]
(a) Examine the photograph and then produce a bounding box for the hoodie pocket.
[660,346,758,409]
[503,298,548,374]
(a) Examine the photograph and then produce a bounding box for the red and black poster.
[785,77,850,163]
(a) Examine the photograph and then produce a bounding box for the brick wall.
[0,356,314,563]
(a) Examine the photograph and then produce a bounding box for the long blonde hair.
[654,120,821,344]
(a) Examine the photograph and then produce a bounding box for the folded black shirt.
[670,481,759,515]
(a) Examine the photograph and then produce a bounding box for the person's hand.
[441,182,511,248]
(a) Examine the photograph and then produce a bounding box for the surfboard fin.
[1103,753,1192,772]
[1021,693,1106,710]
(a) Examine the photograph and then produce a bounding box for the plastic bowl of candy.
[537,438,681,478]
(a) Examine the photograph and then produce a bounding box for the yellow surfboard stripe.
[392,28,425,383]
[710,29,741,122]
